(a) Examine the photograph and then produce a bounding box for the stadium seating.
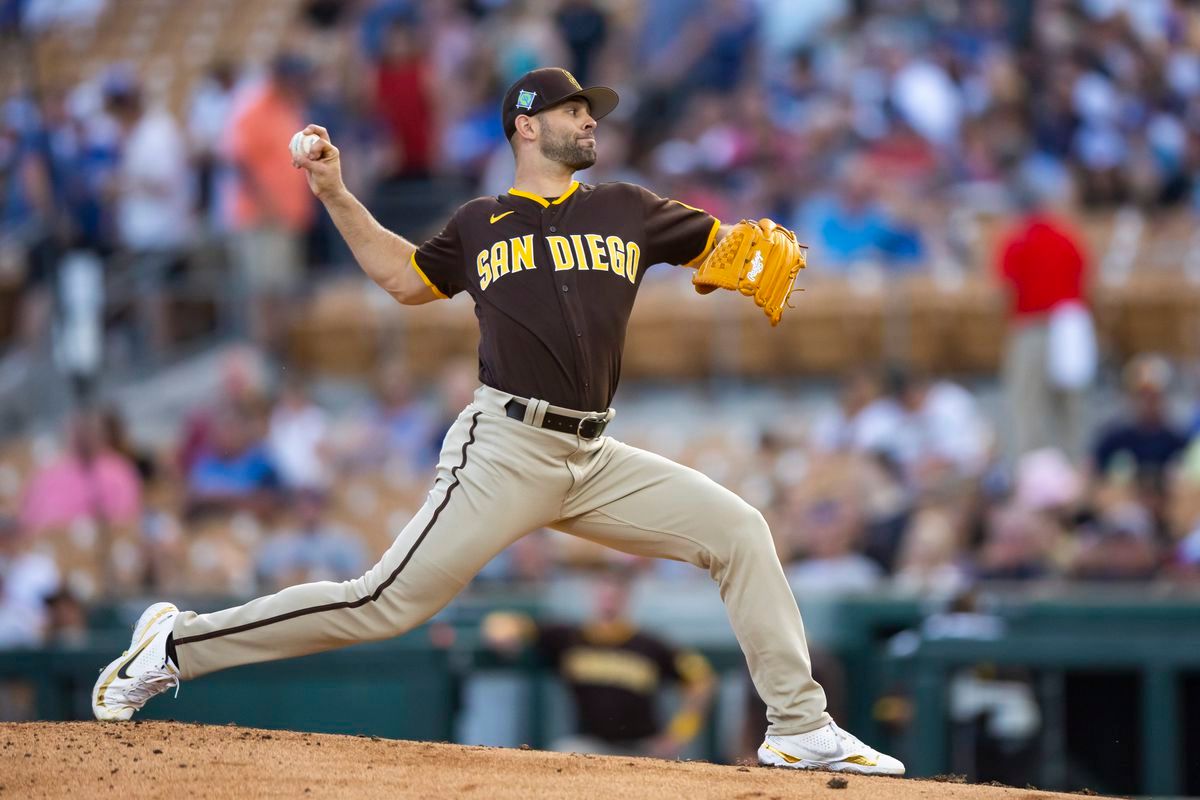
[14,0,305,113]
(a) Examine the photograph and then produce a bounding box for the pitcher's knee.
[743,508,777,553]
[346,565,459,640]
[345,589,423,641]
[348,570,381,602]
[337,574,410,639]
[716,503,776,561]
[354,556,412,600]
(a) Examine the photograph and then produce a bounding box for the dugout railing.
[883,593,1200,796]
[3,589,1199,796]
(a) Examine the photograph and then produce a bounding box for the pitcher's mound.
[3,721,1094,799]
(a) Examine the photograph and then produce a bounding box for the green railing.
[885,591,1200,796]
[0,629,456,741]
[4,590,1199,796]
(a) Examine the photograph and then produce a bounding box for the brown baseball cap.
[501,67,619,140]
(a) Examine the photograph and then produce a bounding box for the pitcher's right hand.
[289,124,343,200]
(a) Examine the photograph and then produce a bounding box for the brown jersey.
[411,181,720,411]
[536,621,713,743]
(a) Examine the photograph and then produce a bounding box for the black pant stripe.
[174,411,483,648]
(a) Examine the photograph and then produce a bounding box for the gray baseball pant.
[171,385,831,735]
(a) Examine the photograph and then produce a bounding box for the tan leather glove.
[692,218,806,326]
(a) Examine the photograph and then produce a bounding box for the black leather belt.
[504,398,610,439]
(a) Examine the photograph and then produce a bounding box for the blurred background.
[2,0,1200,795]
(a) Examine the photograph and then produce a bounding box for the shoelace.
[111,667,180,709]
[828,723,880,759]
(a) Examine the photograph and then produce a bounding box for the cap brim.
[553,86,619,122]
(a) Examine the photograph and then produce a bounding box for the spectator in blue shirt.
[794,157,925,272]
[1091,354,1188,499]
[186,404,281,519]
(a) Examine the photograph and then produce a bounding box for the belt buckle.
[577,414,607,440]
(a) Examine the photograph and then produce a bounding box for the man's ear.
[514,114,539,141]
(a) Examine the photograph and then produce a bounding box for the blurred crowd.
[4,1,1200,363]
[4,0,1200,651]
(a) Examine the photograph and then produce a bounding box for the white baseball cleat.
[758,721,905,776]
[92,602,181,721]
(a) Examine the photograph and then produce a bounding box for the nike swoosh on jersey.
[490,211,515,224]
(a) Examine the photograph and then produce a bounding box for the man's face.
[1132,386,1165,423]
[212,409,253,457]
[534,99,597,170]
[594,573,630,621]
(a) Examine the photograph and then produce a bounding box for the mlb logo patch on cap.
[515,90,537,110]
[501,68,619,139]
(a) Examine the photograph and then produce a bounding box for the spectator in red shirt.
[996,184,1092,461]
[373,18,435,179]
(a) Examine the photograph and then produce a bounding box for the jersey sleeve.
[637,185,721,268]
[651,638,713,687]
[411,211,468,299]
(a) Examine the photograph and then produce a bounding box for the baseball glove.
[692,218,806,326]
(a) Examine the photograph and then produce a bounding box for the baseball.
[290,132,321,158]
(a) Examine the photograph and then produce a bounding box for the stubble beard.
[539,128,596,172]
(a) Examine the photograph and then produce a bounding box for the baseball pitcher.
[92,68,903,776]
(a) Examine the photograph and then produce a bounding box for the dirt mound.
[2,722,1089,799]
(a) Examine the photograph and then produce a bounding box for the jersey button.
[576,330,582,337]
[549,226,557,232]
[562,285,569,292]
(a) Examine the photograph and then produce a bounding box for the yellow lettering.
[569,235,589,270]
[585,234,608,272]
[512,235,535,272]
[480,235,633,285]
[606,236,625,277]
[562,649,659,693]
[491,241,509,278]
[547,235,574,271]
[477,249,491,290]
[625,241,641,283]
